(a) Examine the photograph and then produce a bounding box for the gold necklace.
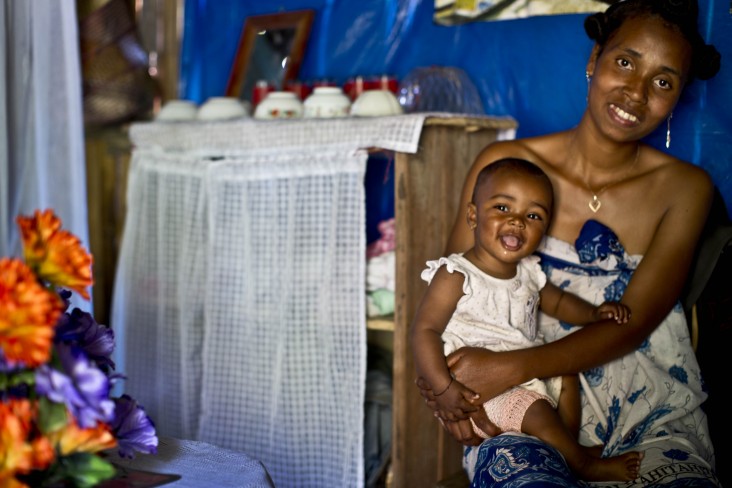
[585,144,640,213]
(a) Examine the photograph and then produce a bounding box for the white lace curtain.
[0,1,88,280]
[113,142,370,487]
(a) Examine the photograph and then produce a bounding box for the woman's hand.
[446,347,520,401]
[418,377,499,445]
[416,366,503,444]
[442,419,485,446]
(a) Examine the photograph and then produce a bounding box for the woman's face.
[586,15,692,142]
[467,169,552,275]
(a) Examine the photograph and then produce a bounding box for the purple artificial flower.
[54,307,116,372]
[58,289,73,309]
[111,394,158,458]
[35,343,115,428]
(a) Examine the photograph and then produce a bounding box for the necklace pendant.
[589,195,601,213]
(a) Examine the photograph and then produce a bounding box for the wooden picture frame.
[225,10,314,101]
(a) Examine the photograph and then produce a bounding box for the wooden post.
[390,117,516,487]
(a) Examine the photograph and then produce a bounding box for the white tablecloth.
[105,437,274,487]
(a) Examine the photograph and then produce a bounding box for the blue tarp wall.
[180,0,732,213]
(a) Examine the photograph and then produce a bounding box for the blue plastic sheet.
[181,0,732,213]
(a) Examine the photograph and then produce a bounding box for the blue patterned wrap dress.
[463,220,720,487]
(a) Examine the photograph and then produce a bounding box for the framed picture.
[435,0,618,25]
[225,10,314,102]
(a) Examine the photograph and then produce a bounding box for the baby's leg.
[557,375,580,437]
[522,399,642,482]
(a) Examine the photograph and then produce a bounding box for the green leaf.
[9,369,36,387]
[0,369,36,391]
[61,453,117,488]
[38,396,68,434]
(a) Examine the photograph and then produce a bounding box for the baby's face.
[468,169,553,270]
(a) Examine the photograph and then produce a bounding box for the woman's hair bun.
[583,13,606,43]
[660,0,699,21]
[695,44,722,80]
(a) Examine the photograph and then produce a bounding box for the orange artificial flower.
[0,258,63,367]
[46,419,117,456]
[16,209,93,300]
[0,399,38,486]
[11,400,54,471]
[0,473,29,488]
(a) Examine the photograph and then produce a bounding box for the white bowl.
[254,91,304,119]
[351,90,404,117]
[156,100,198,121]
[197,97,248,121]
[303,86,351,118]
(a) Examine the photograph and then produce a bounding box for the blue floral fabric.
[468,435,586,487]
[463,220,720,487]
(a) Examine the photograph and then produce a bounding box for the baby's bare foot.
[576,451,643,481]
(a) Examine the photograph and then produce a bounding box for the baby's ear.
[466,203,478,230]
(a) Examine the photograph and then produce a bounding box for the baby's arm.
[540,282,631,326]
[410,266,479,420]
[432,377,483,422]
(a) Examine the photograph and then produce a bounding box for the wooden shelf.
[367,316,395,332]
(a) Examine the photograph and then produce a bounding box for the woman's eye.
[616,58,632,69]
[655,78,672,90]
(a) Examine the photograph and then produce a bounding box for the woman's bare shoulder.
[642,146,713,197]
[473,133,566,169]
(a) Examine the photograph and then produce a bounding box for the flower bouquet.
[1,209,157,487]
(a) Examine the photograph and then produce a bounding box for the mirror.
[225,10,314,103]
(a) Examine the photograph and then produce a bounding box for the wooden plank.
[391,119,512,487]
[423,115,517,131]
[84,126,132,327]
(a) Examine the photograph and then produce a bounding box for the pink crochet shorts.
[470,386,553,438]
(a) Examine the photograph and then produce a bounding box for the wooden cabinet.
[101,115,513,488]
[386,117,516,488]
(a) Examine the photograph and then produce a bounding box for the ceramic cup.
[156,100,198,121]
[253,91,304,119]
[303,86,351,118]
[197,97,248,121]
[350,89,404,117]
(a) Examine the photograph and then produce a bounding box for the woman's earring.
[666,112,673,149]
[585,71,591,101]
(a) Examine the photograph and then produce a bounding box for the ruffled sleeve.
[520,254,547,293]
[421,253,472,296]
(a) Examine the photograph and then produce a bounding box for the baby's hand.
[433,378,480,422]
[595,301,631,324]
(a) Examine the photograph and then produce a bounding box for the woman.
[417,0,722,485]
